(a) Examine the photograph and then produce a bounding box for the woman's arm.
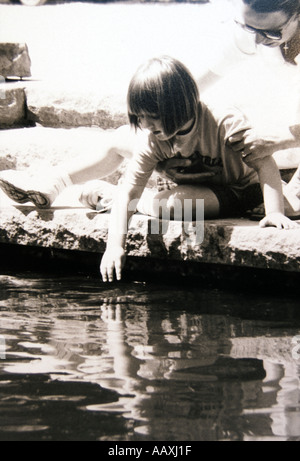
[228,128,300,164]
[100,183,145,282]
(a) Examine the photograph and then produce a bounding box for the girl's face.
[137,112,194,141]
[236,2,299,47]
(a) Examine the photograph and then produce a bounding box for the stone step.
[0,80,128,129]
[0,191,299,280]
[25,82,128,129]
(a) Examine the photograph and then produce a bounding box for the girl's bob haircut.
[127,56,199,138]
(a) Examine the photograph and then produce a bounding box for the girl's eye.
[138,114,159,121]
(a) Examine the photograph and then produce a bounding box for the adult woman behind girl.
[232,0,300,214]
[162,0,300,213]
[197,0,300,91]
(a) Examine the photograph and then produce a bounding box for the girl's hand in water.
[259,213,299,230]
[100,246,126,282]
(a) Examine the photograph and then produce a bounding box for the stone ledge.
[0,188,299,275]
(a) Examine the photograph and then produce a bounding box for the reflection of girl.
[100,56,298,282]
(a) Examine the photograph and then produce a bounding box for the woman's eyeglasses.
[234,14,297,41]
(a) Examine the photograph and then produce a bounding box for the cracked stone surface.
[25,83,128,129]
[0,187,299,274]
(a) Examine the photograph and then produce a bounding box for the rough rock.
[0,85,26,127]
[25,83,128,129]
[0,188,299,276]
[0,43,31,78]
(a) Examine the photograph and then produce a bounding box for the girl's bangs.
[128,82,159,117]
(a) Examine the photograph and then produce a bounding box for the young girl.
[100,55,298,282]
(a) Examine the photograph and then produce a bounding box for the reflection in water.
[0,273,300,441]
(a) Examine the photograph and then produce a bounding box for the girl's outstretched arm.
[100,183,144,282]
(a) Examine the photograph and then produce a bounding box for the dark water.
[0,272,300,441]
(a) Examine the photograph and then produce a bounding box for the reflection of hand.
[100,247,126,282]
[101,303,123,324]
[259,212,299,230]
[157,158,215,184]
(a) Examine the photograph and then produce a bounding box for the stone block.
[0,190,299,276]
[0,43,31,79]
[25,84,128,129]
[0,86,26,127]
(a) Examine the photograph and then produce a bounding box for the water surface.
[0,272,300,441]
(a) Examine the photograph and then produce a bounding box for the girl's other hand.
[100,247,126,282]
[259,212,300,230]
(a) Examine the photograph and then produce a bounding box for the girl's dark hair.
[243,0,300,17]
[127,56,199,137]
